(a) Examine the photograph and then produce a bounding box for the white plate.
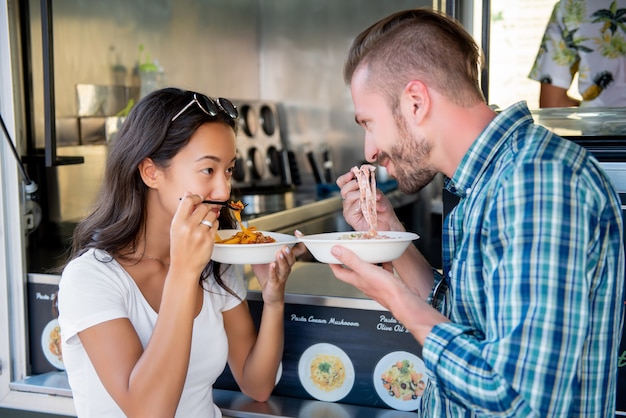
[275,361,283,385]
[373,351,428,411]
[298,343,355,402]
[41,319,64,370]
[212,229,298,264]
[297,231,419,264]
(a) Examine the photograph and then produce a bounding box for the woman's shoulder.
[61,248,129,290]
[63,248,113,272]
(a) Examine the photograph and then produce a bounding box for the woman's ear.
[403,79,430,124]
[138,158,158,188]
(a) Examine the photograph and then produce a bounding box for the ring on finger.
[201,219,213,228]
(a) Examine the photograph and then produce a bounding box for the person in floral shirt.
[529,0,626,107]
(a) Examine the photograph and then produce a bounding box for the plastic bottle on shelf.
[137,45,165,99]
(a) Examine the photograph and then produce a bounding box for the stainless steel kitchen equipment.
[231,100,292,194]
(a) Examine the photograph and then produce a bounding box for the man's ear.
[403,79,430,124]
[138,158,158,188]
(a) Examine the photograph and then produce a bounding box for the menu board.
[27,279,64,375]
[216,295,626,414]
[214,299,427,412]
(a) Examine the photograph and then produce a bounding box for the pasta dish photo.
[380,359,426,401]
[309,354,346,392]
[298,343,355,402]
[373,351,429,411]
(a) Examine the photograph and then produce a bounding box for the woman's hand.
[251,246,296,305]
[170,192,219,276]
[336,170,403,232]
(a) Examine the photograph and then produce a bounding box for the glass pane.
[488,0,581,110]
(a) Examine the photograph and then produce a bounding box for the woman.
[57,88,296,417]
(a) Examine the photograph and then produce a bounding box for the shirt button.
[466,187,472,195]
[448,271,453,278]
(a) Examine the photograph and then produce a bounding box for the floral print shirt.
[529,0,626,107]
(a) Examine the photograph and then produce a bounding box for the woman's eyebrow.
[195,155,237,165]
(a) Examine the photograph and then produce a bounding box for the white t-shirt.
[57,249,246,417]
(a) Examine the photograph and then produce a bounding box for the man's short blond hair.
[344,8,485,109]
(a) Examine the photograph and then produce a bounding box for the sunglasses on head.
[171,93,239,122]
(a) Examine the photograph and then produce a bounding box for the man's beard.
[383,116,436,194]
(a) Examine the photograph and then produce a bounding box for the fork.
[202,200,248,211]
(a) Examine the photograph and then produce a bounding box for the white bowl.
[297,231,419,264]
[212,229,297,264]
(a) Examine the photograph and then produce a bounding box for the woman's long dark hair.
[66,87,240,296]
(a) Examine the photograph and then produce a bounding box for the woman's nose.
[210,176,231,201]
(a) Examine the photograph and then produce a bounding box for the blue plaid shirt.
[421,102,624,417]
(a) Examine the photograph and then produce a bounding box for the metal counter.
[245,262,384,310]
[215,389,419,418]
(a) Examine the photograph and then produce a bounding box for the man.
[331,8,624,417]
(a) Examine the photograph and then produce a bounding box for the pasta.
[351,164,379,238]
[216,227,276,244]
[309,354,346,392]
[216,200,276,244]
[339,232,390,240]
